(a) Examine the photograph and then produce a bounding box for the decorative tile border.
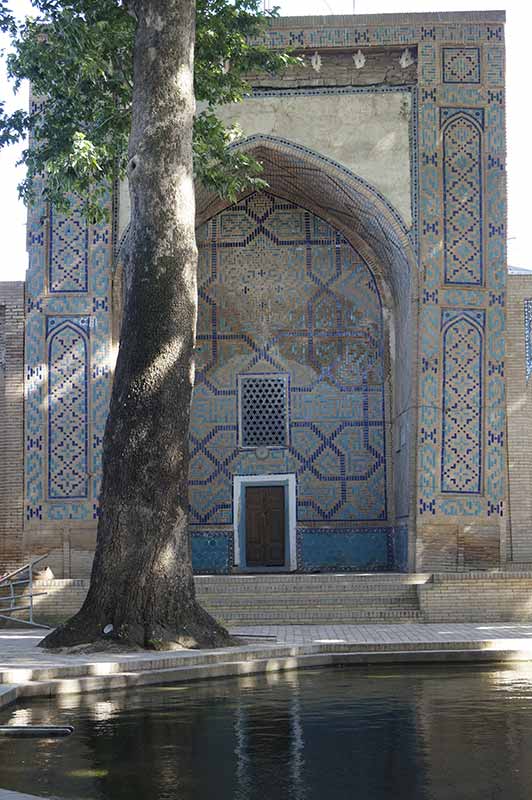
[525,299,532,382]
[442,47,481,84]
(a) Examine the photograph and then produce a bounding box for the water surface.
[2,663,532,799]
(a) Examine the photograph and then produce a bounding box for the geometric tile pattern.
[525,299,532,382]
[192,192,387,528]
[25,187,113,523]
[442,47,481,83]
[49,200,88,292]
[408,17,506,520]
[47,317,89,499]
[442,109,483,285]
[441,309,484,494]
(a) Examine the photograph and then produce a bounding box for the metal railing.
[0,555,50,628]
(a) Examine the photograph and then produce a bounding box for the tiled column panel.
[24,184,113,535]
[416,22,506,564]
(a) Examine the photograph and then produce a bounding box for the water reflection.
[2,664,532,799]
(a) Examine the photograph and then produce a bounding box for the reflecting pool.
[2,663,532,799]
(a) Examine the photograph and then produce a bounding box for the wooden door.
[245,486,285,567]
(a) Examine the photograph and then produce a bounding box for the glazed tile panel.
[49,201,88,293]
[441,108,484,286]
[47,316,90,499]
[192,192,388,529]
[24,188,113,523]
[440,309,484,493]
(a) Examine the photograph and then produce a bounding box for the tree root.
[39,601,235,651]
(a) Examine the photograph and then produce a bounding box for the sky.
[0,0,530,281]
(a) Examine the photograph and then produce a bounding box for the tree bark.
[41,0,231,650]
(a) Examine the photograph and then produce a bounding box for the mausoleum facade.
[3,10,530,582]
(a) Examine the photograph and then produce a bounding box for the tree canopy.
[1,0,295,218]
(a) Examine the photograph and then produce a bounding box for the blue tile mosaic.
[47,317,90,500]
[192,192,388,529]
[441,109,484,286]
[392,525,409,572]
[191,532,232,574]
[49,200,88,293]
[441,309,484,494]
[298,528,391,572]
[25,194,113,523]
[442,47,481,84]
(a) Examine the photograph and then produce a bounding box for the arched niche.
[114,135,419,569]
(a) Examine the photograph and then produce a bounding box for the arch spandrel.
[195,136,418,312]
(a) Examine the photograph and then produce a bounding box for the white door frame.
[233,473,297,571]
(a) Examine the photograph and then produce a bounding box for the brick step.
[200,595,419,609]
[195,581,425,594]
[215,610,424,624]
[195,574,428,585]
[197,586,419,598]
[198,592,419,603]
[202,600,419,616]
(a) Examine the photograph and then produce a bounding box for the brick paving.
[3,622,532,668]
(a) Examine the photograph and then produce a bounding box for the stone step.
[195,572,423,624]
[201,595,419,609]
[196,586,417,601]
[196,581,420,593]
[212,609,424,624]
[195,580,425,594]
[195,573,429,586]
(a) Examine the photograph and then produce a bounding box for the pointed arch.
[47,318,89,500]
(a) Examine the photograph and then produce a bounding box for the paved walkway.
[231,622,532,645]
[2,622,532,715]
[3,622,532,667]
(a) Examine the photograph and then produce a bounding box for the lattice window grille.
[239,374,288,448]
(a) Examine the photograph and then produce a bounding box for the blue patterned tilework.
[392,525,409,572]
[298,527,392,572]
[47,317,90,500]
[441,109,483,286]
[191,192,388,530]
[525,300,532,382]
[418,24,506,519]
[441,309,484,494]
[191,532,232,574]
[49,201,88,292]
[252,19,502,51]
[442,47,481,83]
[486,44,504,86]
[25,194,114,522]
[25,308,45,521]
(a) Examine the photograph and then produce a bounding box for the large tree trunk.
[41,0,231,650]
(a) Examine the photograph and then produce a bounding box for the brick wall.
[420,571,532,622]
[0,282,25,573]
[506,275,532,562]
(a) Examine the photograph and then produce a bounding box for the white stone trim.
[233,473,297,571]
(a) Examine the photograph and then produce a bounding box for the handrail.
[0,556,51,629]
[0,553,47,584]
